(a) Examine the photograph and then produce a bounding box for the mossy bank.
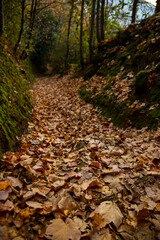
[79,14,160,129]
[0,44,33,154]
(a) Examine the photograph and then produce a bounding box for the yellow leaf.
[20,207,34,218]
[156,203,160,211]
[138,156,148,163]
[0,181,12,191]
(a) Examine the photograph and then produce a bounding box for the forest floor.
[0,72,160,240]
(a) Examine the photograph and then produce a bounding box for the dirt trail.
[1,73,160,239]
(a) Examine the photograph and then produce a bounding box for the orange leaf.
[156,203,160,212]
[0,181,12,191]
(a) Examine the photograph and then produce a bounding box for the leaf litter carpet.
[0,73,160,240]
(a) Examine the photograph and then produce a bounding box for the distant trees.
[0,0,156,70]
[155,0,160,13]
[101,0,105,41]
[96,0,100,44]
[132,0,139,23]
[80,0,84,67]
[89,0,96,59]
[65,0,75,66]
[13,0,26,53]
[21,0,39,59]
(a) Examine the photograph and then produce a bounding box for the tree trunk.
[21,0,38,59]
[101,0,105,41]
[131,0,138,23]
[13,0,26,53]
[65,0,74,67]
[96,0,100,44]
[80,0,84,67]
[0,0,3,36]
[155,0,160,13]
[89,0,96,60]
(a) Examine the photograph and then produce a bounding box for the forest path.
[1,73,160,239]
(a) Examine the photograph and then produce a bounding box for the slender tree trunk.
[131,0,138,23]
[80,0,84,67]
[96,0,100,44]
[155,0,160,13]
[13,0,26,53]
[101,0,105,41]
[21,0,38,59]
[89,0,96,60]
[65,0,74,67]
[0,0,3,36]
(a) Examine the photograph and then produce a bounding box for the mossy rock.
[0,45,33,153]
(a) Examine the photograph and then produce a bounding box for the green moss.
[103,82,113,90]
[19,58,35,83]
[0,45,33,153]
[150,86,160,103]
[149,108,160,118]
[79,15,160,129]
[135,70,149,94]
[79,86,158,129]
[83,64,96,81]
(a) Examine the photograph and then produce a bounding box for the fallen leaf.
[7,177,23,189]
[67,171,82,179]
[0,188,12,201]
[156,203,160,212]
[72,216,88,232]
[20,207,34,218]
[26,201,43,209]
[0,200,14,212]
[90,201,123,229]
[91,228,113,240]
[67,161,77,167]
[52,180,66,190]
[0,225,9,240]
[45,218,81,240]
[81,178,103,191]
[0,181,12,191]
[90,161,101,168]
[58,195,77,211]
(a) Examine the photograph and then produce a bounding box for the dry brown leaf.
[0,200,14,212]
[0,225,9,240]
[26,201,43,209]
[72,216,88,232]
[13,214,24,228]
[91,228,114,240]
[45,218,81,240]
[32,163,45,172]
[0,188,12,201]
[52,180,66,190]
[58,195,77,211]
[81,178,103,191]
[7,177,23,189]
[38,201,53,214]
[67,171,82,179]
[90,161,101,168]
[90,201,123,229]
[67,161,77,167]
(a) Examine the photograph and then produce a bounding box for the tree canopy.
[0,0,156,70]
